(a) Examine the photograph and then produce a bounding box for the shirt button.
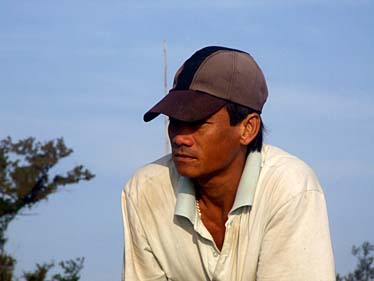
[213,252,218,257]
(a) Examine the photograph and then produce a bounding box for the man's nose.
[168,124,194,147]
[171,133,194,147]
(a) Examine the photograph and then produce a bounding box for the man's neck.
[193,151,247,215]
[192,151,247,250]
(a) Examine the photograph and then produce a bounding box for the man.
[122,46,335,281]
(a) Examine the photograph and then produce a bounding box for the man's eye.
[191,120,206,127]
[168,118,179,126]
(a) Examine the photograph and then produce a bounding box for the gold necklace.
[196,199,202,218]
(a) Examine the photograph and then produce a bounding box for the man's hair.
[225,101,264,154]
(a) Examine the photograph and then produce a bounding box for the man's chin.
[174,164,200,179]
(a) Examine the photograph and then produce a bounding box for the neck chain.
[196,199,202,218]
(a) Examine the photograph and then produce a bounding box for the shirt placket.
[211,215,234,281]
[194,215,221,280]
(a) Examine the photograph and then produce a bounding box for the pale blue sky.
[1,1,373,280]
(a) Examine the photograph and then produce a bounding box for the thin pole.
[163,40,170,155]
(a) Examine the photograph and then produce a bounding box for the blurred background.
[1,0,373,280]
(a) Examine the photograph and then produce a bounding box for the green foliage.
[0,252,15,281]
[0,137,94,249]
[0,137,94,281]
[50,258,85,281]
[337,241,374,281]
[22,258,84,281]
[23,263,53,281]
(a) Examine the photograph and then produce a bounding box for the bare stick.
[163,40,169,155]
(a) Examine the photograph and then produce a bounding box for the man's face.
[168,107,243,181]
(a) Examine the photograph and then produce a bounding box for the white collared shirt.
[122,144,335,281]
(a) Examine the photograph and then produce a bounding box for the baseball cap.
[143,46,268,122]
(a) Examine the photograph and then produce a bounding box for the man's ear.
[240,113,260,146]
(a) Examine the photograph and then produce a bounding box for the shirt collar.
[174,176,197,225]
[230,150,262,213]
[174,150,262,224]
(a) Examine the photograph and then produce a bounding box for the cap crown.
[172,46,268,112]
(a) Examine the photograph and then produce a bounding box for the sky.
[0,0,373,280]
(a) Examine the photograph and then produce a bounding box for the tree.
[337,241,374,281]
[22,258,84,281]
[0,136,94,281]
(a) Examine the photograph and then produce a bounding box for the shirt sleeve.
[256,189,336,281]
[121,190,167,281]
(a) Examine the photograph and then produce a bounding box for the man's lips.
[172,152,197,159]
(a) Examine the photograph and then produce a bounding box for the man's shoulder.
[123,154,178,200]
[262,144,317,176]
[129,154,174,182]
[260,144,322,194]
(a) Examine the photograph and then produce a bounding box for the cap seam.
[227,52,237,102]
[190,50,233,92]
[252,61,263,111]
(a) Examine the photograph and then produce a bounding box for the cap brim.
[143,90,227,122]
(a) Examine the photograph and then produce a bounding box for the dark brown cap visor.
[143,90,227,122]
